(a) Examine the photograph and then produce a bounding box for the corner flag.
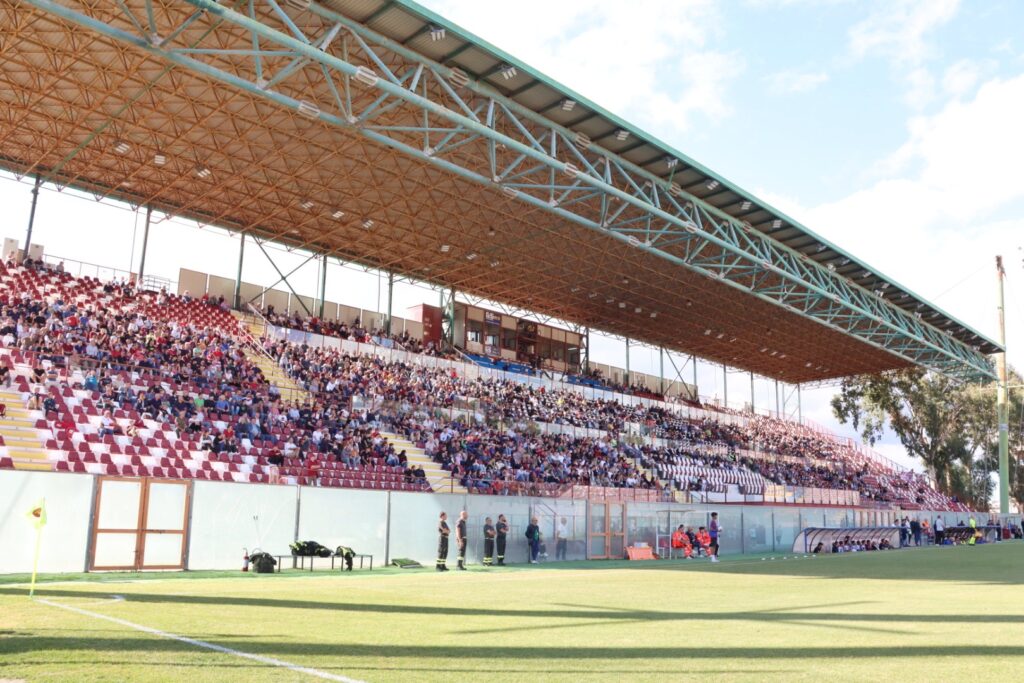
[26,499,47,529]
[26,498,46,597]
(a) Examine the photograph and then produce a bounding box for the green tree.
[831,368,1023,509]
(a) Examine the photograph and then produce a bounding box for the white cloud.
[770,74,1024,368]
[880,74,1024,220]
[941,59,983,98]
[419,0,744,134]
[752,73,1024,434]
[849,0,960,65]
[848,0,961,110]
[765,69,830,94]
[902,66,936,108]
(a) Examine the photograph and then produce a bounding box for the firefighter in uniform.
[496,514,509,566]
[436,512,450,572]
[456,510,469,570]
[483,517,496,567]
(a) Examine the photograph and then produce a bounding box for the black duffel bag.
[249,551,277,574]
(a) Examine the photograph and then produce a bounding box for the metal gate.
[89,477,192,571]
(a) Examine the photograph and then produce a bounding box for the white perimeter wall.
[0,470,94,574]
[2,470,1020,574]
[188,480,298,570]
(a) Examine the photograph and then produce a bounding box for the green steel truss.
[24,0,996,380]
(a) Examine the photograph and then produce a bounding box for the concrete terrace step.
[6,448,51,460]
[4,438,46,449]
[230,310,310,401]
[239,349,308,401]
[381,431,467,494]
[12,460,55,471]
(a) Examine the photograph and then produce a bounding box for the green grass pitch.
[1,544,1022,682]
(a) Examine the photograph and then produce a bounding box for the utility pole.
[996,255,1010,514]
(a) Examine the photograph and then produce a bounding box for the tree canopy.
[831,368,1024,509]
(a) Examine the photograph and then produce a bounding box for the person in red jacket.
[695,527,711,556]
[670,525,686,559]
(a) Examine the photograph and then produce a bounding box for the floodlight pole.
[996,255,1010,514]
[22,174,42,263]
[137,205,152,283]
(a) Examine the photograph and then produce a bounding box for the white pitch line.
[59,594,125,607]
[35,598,364,683]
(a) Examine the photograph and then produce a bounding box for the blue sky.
[2,0,1023,472]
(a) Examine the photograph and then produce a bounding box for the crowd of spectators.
[0,258,972,511]
[264,332,965,509]
[261,305,451,358]
[0,260,430,488]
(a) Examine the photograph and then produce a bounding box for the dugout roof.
[0,0,1000,382]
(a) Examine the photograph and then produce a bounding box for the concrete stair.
[231,311,465,493]
[633,456,687,503]
[232,311,309,403]
[381,431,466,494]
[0,389,54,471]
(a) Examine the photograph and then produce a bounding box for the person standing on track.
[496,514,509,566]
[526,516,541,564]
[436,511,450,572]
[709,512,721,563]
[934,515,945,546]
[456,510,469,570]
[555,517,569,561]
[483,517,496,567]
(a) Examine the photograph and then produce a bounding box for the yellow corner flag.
[27,499,47,529]
[26,498,46,597]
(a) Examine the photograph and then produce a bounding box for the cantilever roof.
[0,0,999,383]
[378,0,998,355]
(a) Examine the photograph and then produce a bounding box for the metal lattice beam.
[16,0,995,381]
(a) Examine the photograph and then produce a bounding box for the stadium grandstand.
[1,3,1022,681]
[0,0,1006,539]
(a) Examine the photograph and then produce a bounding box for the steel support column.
[775,379,781,418]
[233,233,245,310]
[797,384,803,423]
[137,206,153,282]
[624,338,631,386]
[659,347,665,395]
[722,363,728,409]
[750,372,755,413]
[583,327,590,374]
[317,253,327,319]
[385,270,394,334]
[692,356,698,399]
[440,286,455,347]
[22,174,41,264]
